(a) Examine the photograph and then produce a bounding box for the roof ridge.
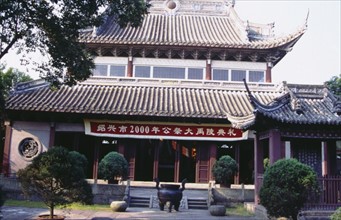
[80,77,279,92]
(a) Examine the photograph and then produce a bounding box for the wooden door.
[196,144,210,183]
[125,145,136,180]
[196,143,217,183]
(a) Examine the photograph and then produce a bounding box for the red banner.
[84,120,247,141]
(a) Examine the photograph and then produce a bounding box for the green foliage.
[259,159,320,219]
[325,74,341,96]
[17,146,93,218]
[263,158,270,170]
[98,151,129,182]
[212,155,238,186]
[0,65,32,99]
[331,207,341,220]
[0,0,150,87]
[0,65,32,119]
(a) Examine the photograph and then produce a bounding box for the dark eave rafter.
[86,44,288,64]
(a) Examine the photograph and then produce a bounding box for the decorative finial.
[305,9,310,28]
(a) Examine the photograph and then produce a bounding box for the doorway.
[157,140,176,182]
[179,141,197,183]
[134,139,155,181]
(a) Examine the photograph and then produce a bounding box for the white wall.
[10,121,51,173]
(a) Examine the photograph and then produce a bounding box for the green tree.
[259,159,320,219]
[17,146,93,219]
[325,74,341,96]
[0,65,32,100]
[0,0,149,87]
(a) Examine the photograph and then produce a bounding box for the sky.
[1,0,340,85]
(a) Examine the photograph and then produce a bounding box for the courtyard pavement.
[1,206,257,220]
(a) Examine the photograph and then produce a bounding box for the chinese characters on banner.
[84,120,247,141]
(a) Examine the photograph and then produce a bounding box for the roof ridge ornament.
[282,83,304,115]
[243,79,286,113]
[333,98,341,116]
[305,9,310,28]
[324,87,341,116]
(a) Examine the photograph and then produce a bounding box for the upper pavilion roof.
[79,0,307,64]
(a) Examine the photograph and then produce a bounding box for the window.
[134,66,151,78]
[188,68,204,80]
[249,71,264,82]
[153,67,185,79]
[231,70,246,82]
[212,69,229,81]
[109,65,125,77]
[93,64,107,76]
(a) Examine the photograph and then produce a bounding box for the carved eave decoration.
[243,79,287,113]
[324,88,341,116]
[86,44,295,64]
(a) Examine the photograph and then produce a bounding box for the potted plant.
[17,146,93,219]
[98,151,129,184]
[212,155,238,187]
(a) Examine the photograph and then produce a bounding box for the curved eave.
[79,13,307,52]
[80,30,305,51]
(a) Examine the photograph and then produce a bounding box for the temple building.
[3,0,341,198]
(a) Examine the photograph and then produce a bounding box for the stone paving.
[1,206,257,220]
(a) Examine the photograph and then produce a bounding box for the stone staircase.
[127,181,209,210]
[129,196,150,208]
[188,197,208,210]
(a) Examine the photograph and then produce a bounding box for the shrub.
[263,158,270,171]
[98,151,129,182]
[212,155,238,186]
[259,158,319,219]
[331,207,341,220]
[17,146,93,218]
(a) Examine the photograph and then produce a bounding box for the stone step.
[188,198,208,210]
[129,196,150,207]
[130,186,208,199]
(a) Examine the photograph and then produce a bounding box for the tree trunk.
[50,203,54,218]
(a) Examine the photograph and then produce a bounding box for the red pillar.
[127,56,133,77]
[153,141,160,180]
[234,144,240,184]
[92,140,100,182]
[48,122,55,148]
[322,141,328,176]
[269,129,281,165]
[206,59,212,80]
[209,143,217,181]
[173,141,180,182]
[265,63,272,83]
[118,142,125,155]
[254,132,263,205]
[2,121,12,176]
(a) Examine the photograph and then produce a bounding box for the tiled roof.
[79,8,306,50]
[6,78,280,120]
[227,82,341,128]
[7,79,340,127]
[260,84,341,125]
